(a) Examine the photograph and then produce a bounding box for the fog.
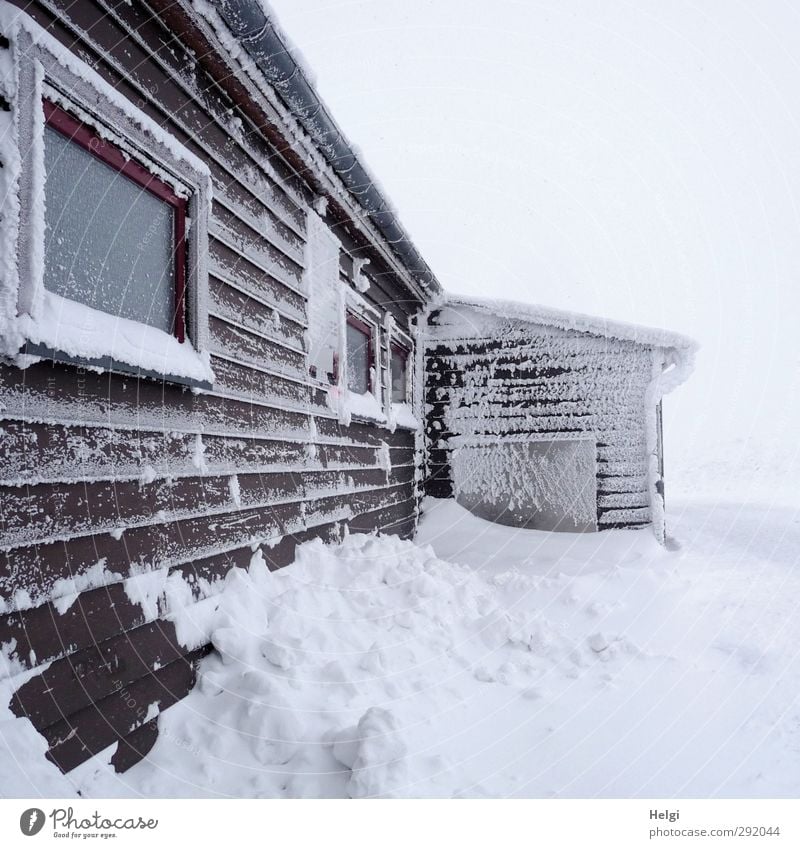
[270,0,800,496]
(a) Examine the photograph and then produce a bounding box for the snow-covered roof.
[201,0,441,299]
[435,293,698,355]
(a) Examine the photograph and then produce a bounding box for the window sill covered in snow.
[331,391,421,431]
[337,389,386,426]
[389,402,419,431]
[16,291,214,388]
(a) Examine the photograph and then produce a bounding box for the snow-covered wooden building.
[423,297,695,542]
[0,0,437,774]
[0,0,693,778]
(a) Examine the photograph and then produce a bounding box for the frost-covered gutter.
[208,0,440,300]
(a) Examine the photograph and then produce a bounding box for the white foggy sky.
[270,0,800,488]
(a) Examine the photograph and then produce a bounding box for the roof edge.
[212,0,441,298]
[433,293,698,355]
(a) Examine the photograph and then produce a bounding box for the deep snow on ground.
[2,495,799,798]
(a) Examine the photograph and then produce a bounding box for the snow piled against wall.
[8,497,799,799]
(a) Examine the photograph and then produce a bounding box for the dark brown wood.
[209,275,306,349]
[43,649,208,772]
[210,237,305,321]
[10,620,192,731]
[0,420,316,486]
[110,716,159,773]
[0,546,254,672]
[0,466,417,552]
[209,316,306,380]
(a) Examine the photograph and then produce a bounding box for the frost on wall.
[0,22,22,356]
[424,302,695,532]
[304,208,341,385]
[452,436,598,532]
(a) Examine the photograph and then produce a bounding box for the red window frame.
[345,311,375,394]
[42,99,188,343]
[390,341,410,403]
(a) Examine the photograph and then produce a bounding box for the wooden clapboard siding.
[0,531,311,679]
[0,420,406,487]
[42,649,209,773]
[1,478,416,629]
[11,620,197,732]
[209,276,306,351]
[1,0,428,775]
[109,718,160,774]
[0,466,416,551]
[424,312,656,529]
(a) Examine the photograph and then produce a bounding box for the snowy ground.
[2,494,799,798]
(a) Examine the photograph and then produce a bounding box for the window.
[0,16,212,386]
[42,100,186,340]
[346,313,373,394]
[390,342,409,403]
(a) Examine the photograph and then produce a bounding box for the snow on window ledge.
[16,291,214,388]
[341,389,387,425]
[389,402,420,431]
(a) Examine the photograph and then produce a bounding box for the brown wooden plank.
[211,206,303,285]
[348,497,417,539]
[0,419,408,487]
[10,620,190,731]
[0,480,415,650]
[208,316,306,380]
[209,275,306,349]
[307,481,415,529]
[42,648,208,773]
[315,416,416,448]
[0,517,346,677]
[209,355,318,409]
[0,546,253,674]
[210,238,305,322]
[0,465,415,550]
[110,715,159,774]
[0,500,299,610]
[0,360,311,439]
[0,471,303,548]
[0,420,316,486]
[333,219,421,323]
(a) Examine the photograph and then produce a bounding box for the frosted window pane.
[346,321,370,394]
[391,348,407,402]
[43,126,175,334]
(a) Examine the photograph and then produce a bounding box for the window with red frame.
[390,342,410,403]
[41,99,187,341]
[345,312,374,394]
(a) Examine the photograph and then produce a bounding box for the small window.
[42,99,186,341]
[346,313,373,394]
[391,343,409,403]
